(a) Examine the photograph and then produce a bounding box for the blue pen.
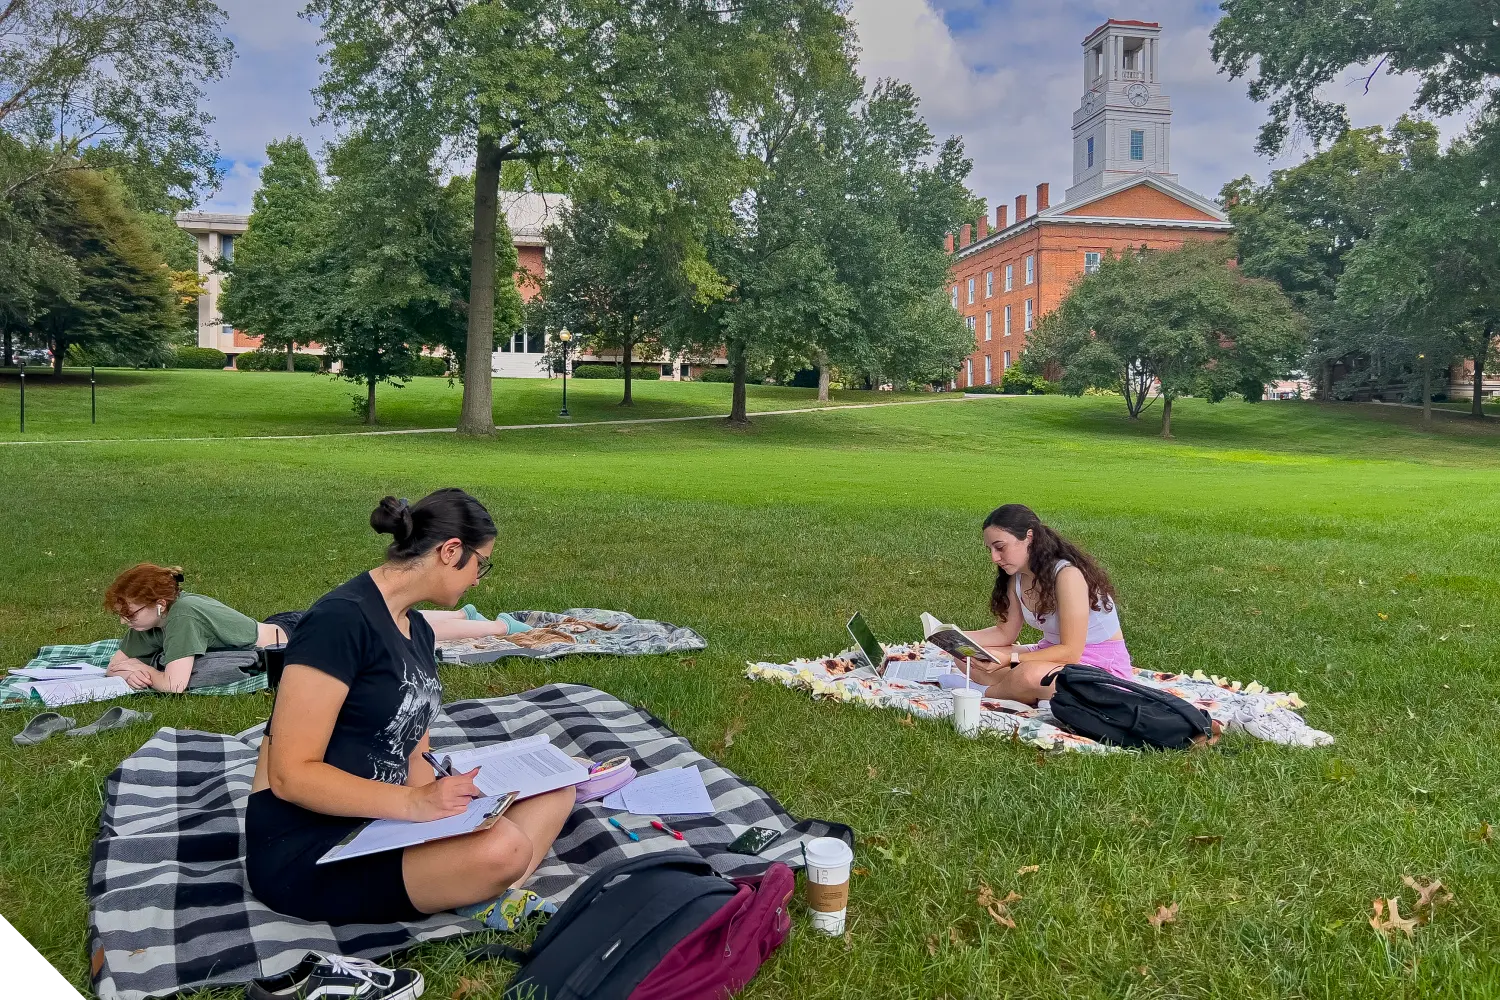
[608,817,640,842]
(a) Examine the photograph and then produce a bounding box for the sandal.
[13,712,77,746]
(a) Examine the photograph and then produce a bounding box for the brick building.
[945,20,1232,388]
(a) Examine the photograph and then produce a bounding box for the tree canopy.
[1026,240,1306,438]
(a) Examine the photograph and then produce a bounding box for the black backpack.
[1044,664,1212,749]
[467,850,796,1000]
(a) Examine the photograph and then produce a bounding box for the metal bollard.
[91,365,97,423]
[18,361,24,433]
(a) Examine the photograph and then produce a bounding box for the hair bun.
[168,566,185,584]
[370,496,415,543]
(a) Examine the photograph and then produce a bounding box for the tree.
[1222,118,1440,395]
[1026,240,1306,438]
[1336,136,1500,420]
[308,134,472,424]
[219,138,329,370]
[0,0,232,199]
[1211,0,1500,156]
[305,0,787,435]
[30,169,177,372]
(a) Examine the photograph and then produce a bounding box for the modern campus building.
[946,19,1233,389]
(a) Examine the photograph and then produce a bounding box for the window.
[951,285,958,309]
[1130,129,1145,161]
[1005,264,1013,291]
[1003,350,1011,370]
[985,271,993,297]
[965,315,976,336]
[1086,136,1094,169]
[1003,305,1011,336]
[965,358,972,387]
[219,235,235,263]
[984,311,992,341]
[1085,251,1102,274]
[984,355,992,385]
[1025,255,1035,285]
[967,277,975,304]
[1024,299,1034,331]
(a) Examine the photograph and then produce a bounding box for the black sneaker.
[246,952,424,999]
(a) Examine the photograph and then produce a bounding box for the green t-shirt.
[119,593,258,666]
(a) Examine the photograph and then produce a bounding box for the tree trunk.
[286,342,295,372]
[621,328,634,406]
[1420,359,1432,424]
[457,134,503,435]
[366,376,378,425]
[52,335,66,375]
[728,340,749,426]
[1160,395,1174,438]
[1472,321,1492,419]
[816,350,830,402]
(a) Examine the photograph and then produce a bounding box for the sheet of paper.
[602,788,627,810]
[319,795,502,864]
[23,676,132,707]
[443,734,590,800]
[9,664,106,681]
[882,660,948,683]
[619,767,714,817]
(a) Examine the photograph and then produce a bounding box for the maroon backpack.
[468,851,796,1000]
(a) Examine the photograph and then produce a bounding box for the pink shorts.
[1021,639,1133,680]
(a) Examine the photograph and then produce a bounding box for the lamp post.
[558,329,572,418]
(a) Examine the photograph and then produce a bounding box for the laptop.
[847,612,951,683]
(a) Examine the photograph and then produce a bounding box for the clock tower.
[1066,20,1176,202]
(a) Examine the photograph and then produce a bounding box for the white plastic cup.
[952,687,982,736]
[803,837,854,935]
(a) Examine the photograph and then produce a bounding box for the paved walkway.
[0,394,1012,447]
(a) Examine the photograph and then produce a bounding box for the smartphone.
[727,826,781,856]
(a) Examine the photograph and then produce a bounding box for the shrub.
[964,384,1003,394]
[999,369,1060,395]
[235,350,323,372]
[412,354,450,377]
[173,346,228,369]
[571,364,662,380]
[695,366,736,383]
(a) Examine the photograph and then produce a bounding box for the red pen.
[651,820,684,841]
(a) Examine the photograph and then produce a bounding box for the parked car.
[13,348,51,367]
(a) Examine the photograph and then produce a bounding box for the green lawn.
[4,374,1500,998]
[0,367,932,440]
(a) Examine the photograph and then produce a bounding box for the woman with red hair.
[103,564,288,693]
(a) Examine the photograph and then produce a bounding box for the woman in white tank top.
[951,504,1131,705]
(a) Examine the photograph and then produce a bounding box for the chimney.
[1036,182,1050,212]
[977,215,989,240]
[944,232,954,253]
[1015,194,1028,220]
[996,204,1008,230]
[959,223,972,248]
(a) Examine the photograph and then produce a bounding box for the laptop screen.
[846,612,885,671]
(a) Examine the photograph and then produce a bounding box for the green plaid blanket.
[3,640,268,709]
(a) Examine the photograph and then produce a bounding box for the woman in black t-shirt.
[245,489,575,924]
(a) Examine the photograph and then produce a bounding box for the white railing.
[1121,69,1145,81]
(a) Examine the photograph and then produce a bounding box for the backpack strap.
[557,877,734,999]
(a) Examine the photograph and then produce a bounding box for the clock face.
[1126,83,1151,107]
[1084,89,1099,113]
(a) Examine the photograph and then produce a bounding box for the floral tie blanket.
[746,643,1333,752]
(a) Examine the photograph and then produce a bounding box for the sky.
[196,0,1469,216]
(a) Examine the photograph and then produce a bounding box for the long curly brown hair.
[985,505,1116,624]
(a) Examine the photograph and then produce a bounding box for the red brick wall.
[516,245,546,301]
[1061,186,1221,222]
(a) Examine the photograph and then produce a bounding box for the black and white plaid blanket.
[87,684,846,1000]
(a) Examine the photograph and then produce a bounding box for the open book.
[318,734,591,864]
[920,612,1000,664]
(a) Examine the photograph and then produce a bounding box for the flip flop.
[66,706,153,738]
[13,712,77,746]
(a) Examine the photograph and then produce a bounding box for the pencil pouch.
[575,761,637,803]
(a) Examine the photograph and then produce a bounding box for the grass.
[0,367,931,440]
[4,372,1500,998]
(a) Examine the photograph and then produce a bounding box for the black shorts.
[245,789,423,924]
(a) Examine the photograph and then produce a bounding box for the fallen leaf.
[1016,864,1040,875]
[867,765,879,779]
[899,714,916,727]
[852,866,869,876]
[976,883,1021,928]
[1138,966,1150,977]
[451,976,488,999]
[1148,903,1178,929]
[1472,821,1493,842]
[1378,612,1389,620]
[1369,897,1419,938]
[926,934,939,956]
[1187,834,1223,847]
[678,657,696,667]
[722,717,745,748]
[948,926,964,947]
[1402,876,1453,916]
[843,928,853,952]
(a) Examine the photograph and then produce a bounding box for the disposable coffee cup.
[952,687,981,736]
[803,837,854,936]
